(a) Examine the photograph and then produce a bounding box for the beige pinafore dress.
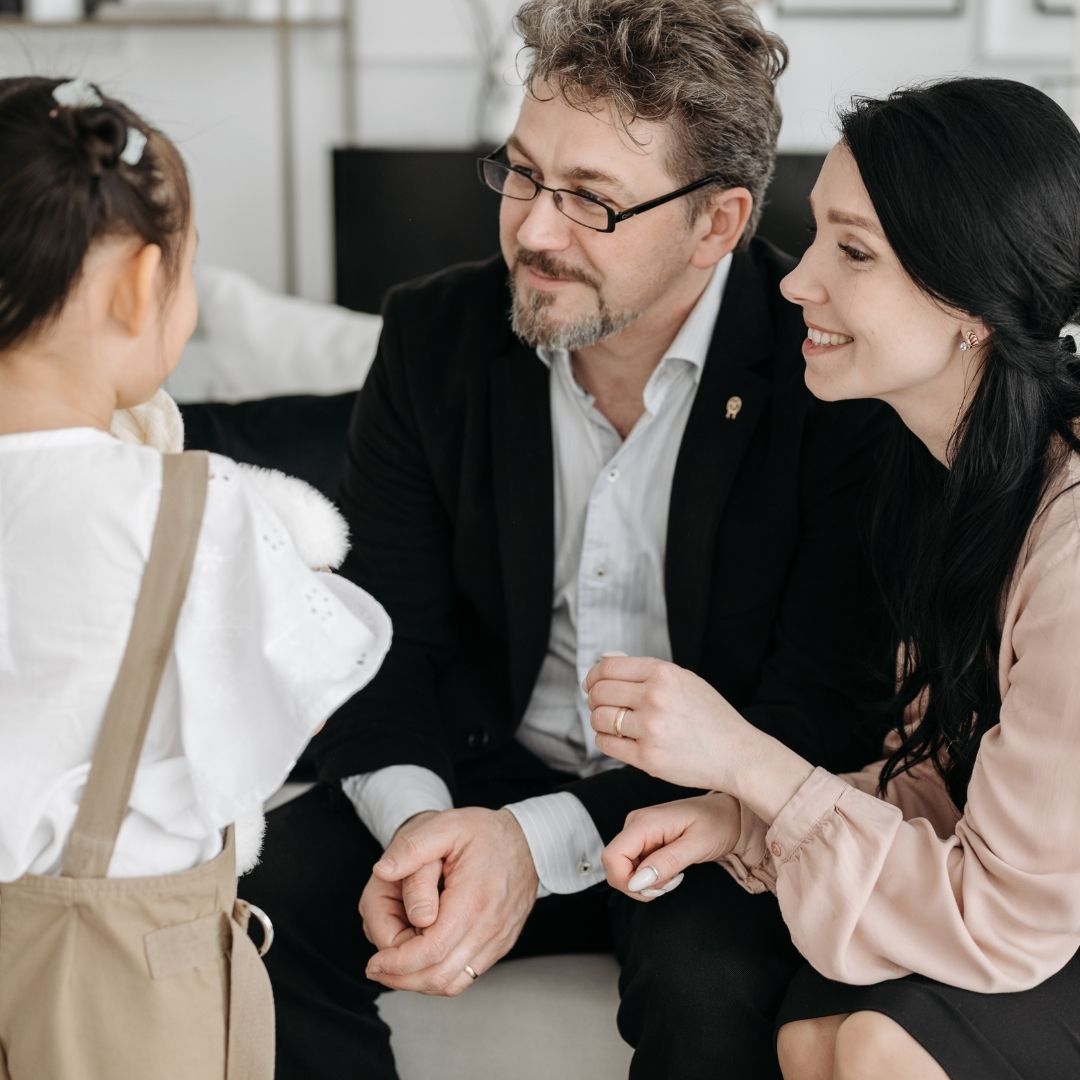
[0,452,275,1080]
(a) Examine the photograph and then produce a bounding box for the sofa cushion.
[380,953,631,1080]
[168,266,380,404]
[180,392,358,503]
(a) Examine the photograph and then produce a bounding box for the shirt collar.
[535,251,732,385]
[0,427,116,453]
[663,252,731,381]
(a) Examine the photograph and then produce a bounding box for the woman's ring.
[464,964,479,981]
[614,707,628,738]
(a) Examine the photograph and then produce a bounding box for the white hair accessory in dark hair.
[51,78,102,110]
[50,79,147,167]
[120,127,147,166]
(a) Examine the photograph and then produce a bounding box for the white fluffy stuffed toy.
[111,389,350,870]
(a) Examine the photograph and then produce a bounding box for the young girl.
[584,78,1080,1079]
[0,76,391,1078]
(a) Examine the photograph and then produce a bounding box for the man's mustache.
[514,249,600,291]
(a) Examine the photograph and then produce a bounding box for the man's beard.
[508,250,637,350]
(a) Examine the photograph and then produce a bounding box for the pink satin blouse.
[721,454,1080,993]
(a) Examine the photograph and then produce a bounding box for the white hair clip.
[120,127,147,167]
[51,78,103,110]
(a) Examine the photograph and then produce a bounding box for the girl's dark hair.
[840,78,1080,809]
[0,76,191,352]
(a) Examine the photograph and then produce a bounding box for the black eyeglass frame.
[476,145,727,234]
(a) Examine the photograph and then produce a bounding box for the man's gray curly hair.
[514,0,788,242]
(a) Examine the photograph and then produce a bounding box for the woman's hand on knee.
[602,793,741,901]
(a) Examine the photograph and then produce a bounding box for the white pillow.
[166,266,382,404]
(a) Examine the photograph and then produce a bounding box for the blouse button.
[769,841,782,858]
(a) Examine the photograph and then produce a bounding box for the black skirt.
[775,950,1080,1080]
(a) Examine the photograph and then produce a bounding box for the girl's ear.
[109,243,163,337]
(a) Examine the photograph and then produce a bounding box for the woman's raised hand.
[583,655,756,793]
[603,793,741,901]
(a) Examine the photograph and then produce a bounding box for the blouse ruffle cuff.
[717,798,776,895]
[765,766,854,870]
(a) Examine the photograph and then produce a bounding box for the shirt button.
[466,728,491,750]
[579,860,592,874]
[607,467,619,482]
[595,566,606,578]
[770,841,782,858]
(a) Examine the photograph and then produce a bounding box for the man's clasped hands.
[361,655,771,995]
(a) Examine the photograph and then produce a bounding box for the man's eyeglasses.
[476,146,725,234]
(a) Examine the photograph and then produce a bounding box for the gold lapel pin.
[725,395,743,420]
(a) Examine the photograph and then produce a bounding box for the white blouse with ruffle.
[0,426,390,880]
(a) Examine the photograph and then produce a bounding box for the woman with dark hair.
[583,77,1080,1079]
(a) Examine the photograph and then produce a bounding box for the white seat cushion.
[168,266,381,404]
[381,953,631,1080]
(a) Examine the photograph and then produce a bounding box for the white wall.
[765,1,1077,151]
[2,0,1073,304]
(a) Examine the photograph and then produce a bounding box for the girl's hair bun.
[0,75,191,353]
[69,105,131,178]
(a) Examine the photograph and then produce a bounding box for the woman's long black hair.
[841,79,1080,809]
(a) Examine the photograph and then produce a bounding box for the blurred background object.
[23,0,82,22]
[331,147,826,313]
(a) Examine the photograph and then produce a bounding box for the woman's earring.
[959,330,980,352]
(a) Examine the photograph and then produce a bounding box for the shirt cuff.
[717,797,776,895]
[765,765,853,869]
[504,792,606,897]
[341,766,453,850]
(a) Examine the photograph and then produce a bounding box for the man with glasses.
[243,2,888,1078]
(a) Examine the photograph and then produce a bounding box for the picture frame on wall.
[980,0,1074,62]
[775,0,961,14]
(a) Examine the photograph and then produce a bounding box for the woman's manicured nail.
[661,873,684,893]
[640,888,665,898]
[628,865,659,892]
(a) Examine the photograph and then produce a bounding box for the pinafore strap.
[62,451,209,879]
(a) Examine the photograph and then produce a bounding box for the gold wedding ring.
[613,707,628,738]
[464,964,479,981]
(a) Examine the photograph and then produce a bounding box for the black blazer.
[318,241,891,841]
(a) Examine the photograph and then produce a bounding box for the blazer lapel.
[490,340,555,717]
[666,250,776,669]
